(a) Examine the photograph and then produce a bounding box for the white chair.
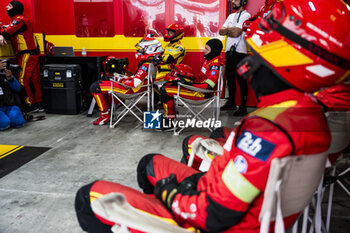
[311,111,350,233]
[173,66,224,135]
[109,63,156,128]
[259,152,328,233]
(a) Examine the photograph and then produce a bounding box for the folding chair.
[173,66,225,135]
[108,63,156,128]
[316,111,350,233]
[259,152,328,233]
[279,112,350,233]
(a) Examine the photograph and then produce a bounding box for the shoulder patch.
[12,20,20,25]
[140,65,148,72]
[209,65,220,71]
[175,46,183,52]
[236,130,276,161]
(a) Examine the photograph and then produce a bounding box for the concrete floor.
[0,104,349,233]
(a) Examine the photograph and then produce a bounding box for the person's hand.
[152,54,163,66]
[0,35,7,46]
[0,60,7,70]
[154,174,178,210]
[4,69,13,80]
[219,27,228,36]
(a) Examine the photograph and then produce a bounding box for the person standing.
[0,1,43,112]
[219,0,250,116]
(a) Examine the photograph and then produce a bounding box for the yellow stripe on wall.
[35,33,224,53]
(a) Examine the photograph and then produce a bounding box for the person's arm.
[162,44,185,64]
[225,12,251,38]
[5,70,21,92]
[192,64,220,90]
[2,17,27,40]
[122,63,149,88]
[219,14,231,36]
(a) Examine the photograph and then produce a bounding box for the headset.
[240,0,248,7]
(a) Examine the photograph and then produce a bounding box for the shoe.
[233,107,248,116]
[220,101,237,111]
[35,102,45,113]
[23,104,39,113]
[93,110,111,125]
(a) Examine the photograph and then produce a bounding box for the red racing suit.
[80,89,330,233]
[91,61,152,112]
[1,14,41,105]
[160,56,223,119]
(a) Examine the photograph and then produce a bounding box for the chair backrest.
[259,152,328,233]
[326,111,350,154]
[147,63,156,84]
[215,65,225,97]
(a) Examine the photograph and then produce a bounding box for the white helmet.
[135,35,164,61]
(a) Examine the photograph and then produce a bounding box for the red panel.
[74,2,115,37]
[123,0,166,37]
[33,0,75,34]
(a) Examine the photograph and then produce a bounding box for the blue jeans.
[0,105,26,130]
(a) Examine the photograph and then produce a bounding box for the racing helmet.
[135,35,164,61]
[164,24,184,42]
[241,0,350,92]
[165,64,195,82]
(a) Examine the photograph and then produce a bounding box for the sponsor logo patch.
[236,131,275,161]
[234,155,248,173]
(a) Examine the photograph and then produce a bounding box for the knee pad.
[89,81,102,93]
[137,153,157,194]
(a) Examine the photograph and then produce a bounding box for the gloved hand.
[154,174,179,210]
[153,54,163,66]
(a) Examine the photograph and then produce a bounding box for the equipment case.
[42,64,83,114]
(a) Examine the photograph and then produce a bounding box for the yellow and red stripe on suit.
[18,53,42,104]
[161,56,222,119]
[156,40,185,81]
[91,62,151,112]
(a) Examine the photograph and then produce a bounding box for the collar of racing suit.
[257,89,305,108]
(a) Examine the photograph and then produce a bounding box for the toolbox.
[42,64,83,114]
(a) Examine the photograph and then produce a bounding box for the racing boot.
[93,109,111,125]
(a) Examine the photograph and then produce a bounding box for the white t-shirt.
[222,10,251,54]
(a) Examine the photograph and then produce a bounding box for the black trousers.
[225,51,248,107]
